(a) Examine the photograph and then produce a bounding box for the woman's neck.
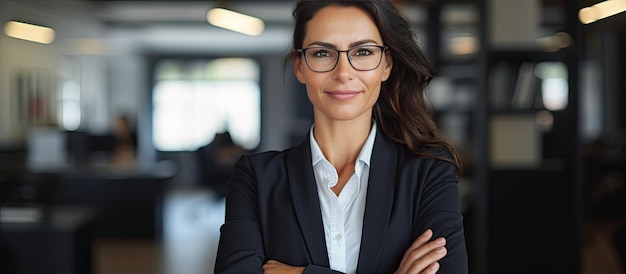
[313,115,372,169]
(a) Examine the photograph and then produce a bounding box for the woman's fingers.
[263,260,305,274]
[407,245,446,273]
[406,237,446,264]
[408,229,434,250]
[420,262,440,274]
[395,229,447,274]
[399,229,433,265]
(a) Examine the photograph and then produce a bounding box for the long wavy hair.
[284,0,462,175]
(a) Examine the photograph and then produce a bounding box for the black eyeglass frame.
[296,45,389,72]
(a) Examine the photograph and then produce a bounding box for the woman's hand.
[395,229,447,274]
[263,260,305,274]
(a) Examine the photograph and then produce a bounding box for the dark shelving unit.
[472,0,583,273]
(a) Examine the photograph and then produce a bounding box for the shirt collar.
[309,121,377,167]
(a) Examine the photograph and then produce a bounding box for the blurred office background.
[0,0,624,273]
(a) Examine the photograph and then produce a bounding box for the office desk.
[0,206,95,274]
[18,169,172,239]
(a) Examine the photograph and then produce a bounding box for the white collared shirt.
[309,122,377,274]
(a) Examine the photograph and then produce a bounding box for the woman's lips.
[327,91,359,100]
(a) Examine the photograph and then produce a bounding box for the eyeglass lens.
[303,46,384,72]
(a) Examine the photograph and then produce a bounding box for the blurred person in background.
[111,115,137,170]
[197,131,247,197]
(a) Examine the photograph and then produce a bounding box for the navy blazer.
[215,130,468,273]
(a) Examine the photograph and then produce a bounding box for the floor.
[580,219,626,274]
[93,185,625,274]
[94,185,225,274]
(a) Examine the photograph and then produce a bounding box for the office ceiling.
[5,0,623,54]
[92,1,295,28]
[55,1,304,54]
[73,0,428,54]
[85,0,624,28]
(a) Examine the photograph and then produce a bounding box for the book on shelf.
[511,62,540,109]
[489,61,514,109]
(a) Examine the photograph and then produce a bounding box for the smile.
[326,91,360,100]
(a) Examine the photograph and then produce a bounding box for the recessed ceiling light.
[207,8,264,36]
[4,21,55,44]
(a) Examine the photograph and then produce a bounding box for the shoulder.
[418,145,455,163]
[235,143,307,173]
[237,149,290,169]
[394,146,453,169]
[378,133,452,165]
[380,137,457,178]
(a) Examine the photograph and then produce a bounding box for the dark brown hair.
[284,0,462,175]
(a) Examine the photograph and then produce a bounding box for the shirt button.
[335,234,342,240]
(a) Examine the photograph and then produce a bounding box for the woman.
[215,1,467,273]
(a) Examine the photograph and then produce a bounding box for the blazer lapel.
[286,138,330,267]
[357,131,397,272]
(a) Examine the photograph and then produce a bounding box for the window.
[55,56,81,131]
[59,79,81,131]
[152,58,260,151]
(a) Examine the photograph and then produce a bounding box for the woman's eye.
[312,49,333,58]
[353,48,373,56]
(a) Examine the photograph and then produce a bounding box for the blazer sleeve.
[214,155,265,273]
[214,155,344,274]
[416,160,468,274]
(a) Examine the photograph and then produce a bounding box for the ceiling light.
[4,21,55,44]
[579,0,626,24]
[207,8,264,36]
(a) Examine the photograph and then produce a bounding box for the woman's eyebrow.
[349,39,379,48]
[307,41,335,48]
[306,39,380,48]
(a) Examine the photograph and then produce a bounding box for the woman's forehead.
[302,6,382,46]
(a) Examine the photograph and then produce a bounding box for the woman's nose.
[332,52,354,78]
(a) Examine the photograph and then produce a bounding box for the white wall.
[0,0,108,145]
[0,34,59,144]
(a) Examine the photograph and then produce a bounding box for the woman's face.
[293,5,392,123]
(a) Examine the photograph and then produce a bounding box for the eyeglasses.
[296,45,388,72]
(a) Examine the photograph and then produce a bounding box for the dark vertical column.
[426,2,442,70]
[474,0,489,273]
[620,32,626,132]
[602,31,619,142]
[565,0,583,273]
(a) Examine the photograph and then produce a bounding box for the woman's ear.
[292,51,306,84]
[381,52,393,82]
